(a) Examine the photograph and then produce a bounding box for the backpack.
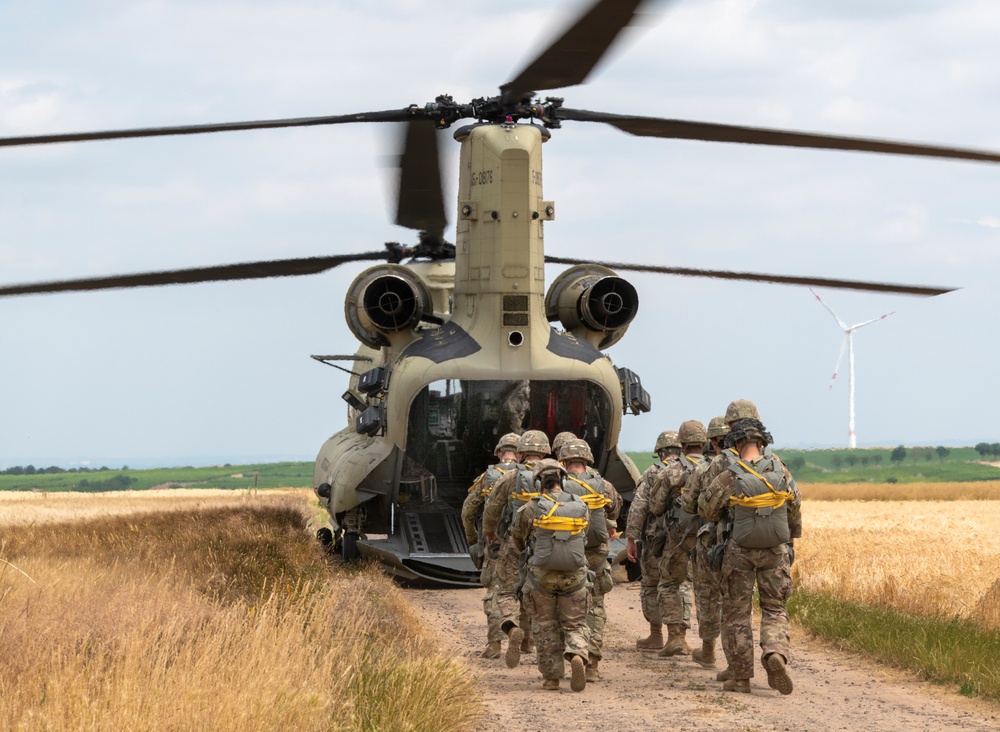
[670,454,704,540]
[497,462,539,537]
[725,454,794,549]
[529,491,589,572]
[562,473,610,548]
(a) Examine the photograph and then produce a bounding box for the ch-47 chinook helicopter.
[2,0,998,585]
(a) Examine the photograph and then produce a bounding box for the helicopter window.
[404,379,613,502]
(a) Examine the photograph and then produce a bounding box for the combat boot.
[658,624,691,656]
[763,653,793,695]
[570,655,587,692]
[723,678,751,693]
[480,642,502,659]
[505,627,523,668]
[716,666,733,682]
[636,623,663,650]
[585,659,602,683]
[520,630,535,654]
[691,639,716,668]
[542,678,560,690]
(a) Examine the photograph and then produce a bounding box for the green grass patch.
[789,589,1000,700]
[0,462,314,492]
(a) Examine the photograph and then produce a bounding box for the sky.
[1,0,999,469]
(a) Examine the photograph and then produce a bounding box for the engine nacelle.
[545,264,638,349]
[345,265,433,349]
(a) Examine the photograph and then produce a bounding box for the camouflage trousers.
[656,528,695,628]
[494,538,530,633]
[720,542,792,680]
[639,539,662,625]
[523,567,590,680]
[480,555,505,644]
[693,529,722,642]
[586,548,612,661]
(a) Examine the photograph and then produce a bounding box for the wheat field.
[795,497,1000,629]
[0,489,478,731]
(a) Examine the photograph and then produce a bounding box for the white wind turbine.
[810,289,894,449]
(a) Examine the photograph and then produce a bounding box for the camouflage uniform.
[511,463,591,691]
[681,456,723,650]
[624,462,668,627]
[462,458,518,649]
[649,451,704,654]
[562,465,621,671]
[701,449,802,686]
[481,462,538,635]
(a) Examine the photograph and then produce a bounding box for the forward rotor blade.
[546,256,955,296]
[0,110,417,149]
[810,288,848,330]
[395,120,446,237]
[559,109,1000,164]
[0,252,387,297]
[500,0,646,104]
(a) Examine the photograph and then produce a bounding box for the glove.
[786,542,795,566]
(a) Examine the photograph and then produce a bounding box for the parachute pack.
[563,473,611,548]
[529,492,589,572]
[726,454,794,549]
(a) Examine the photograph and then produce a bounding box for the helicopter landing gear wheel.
[316,527,334,555]
[341,531,360,562]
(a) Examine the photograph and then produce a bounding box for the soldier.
[461,432,521,658]
[558,438,622,682]
[510,459,592,692]
[625,430,681,650]
[680,415,729,668]
[700,417,801,695]
[482,429,551,667]
[551,431,579,459]
[649,419,706,657]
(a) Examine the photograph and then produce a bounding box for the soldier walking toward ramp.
[700,417,801,695]
[510,459,592,692]
[482,430,551,665]
[625,430,681,650]
[680,415,729,668]
[461,432,521,658]
[649,420,706,658]
[558,438,622,682]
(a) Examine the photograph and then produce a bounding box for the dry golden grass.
[800,481,1000,501]
[795,499,1000,630]
[0,489,479,731]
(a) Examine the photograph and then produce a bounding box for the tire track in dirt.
[408,578,999,731]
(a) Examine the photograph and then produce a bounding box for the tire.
[342,531,360,562]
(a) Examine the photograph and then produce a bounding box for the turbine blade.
[850,311,895,331]
[829,334,848,391]
[809,288,848,330]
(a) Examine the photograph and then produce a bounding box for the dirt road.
[408,578,999,732]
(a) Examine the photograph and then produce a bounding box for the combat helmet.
[517,429,551,457]
[551,431,578,456]
[532,458,568,486]
[494,432,521,455]
[706,416,729,439]
[654,430,681,453]
[725,399,760,424]
[678,419,707,446]
[558,438,594,465]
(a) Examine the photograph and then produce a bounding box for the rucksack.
[725,454,794,549]
[563,473,611,548]
[529,491,589,572]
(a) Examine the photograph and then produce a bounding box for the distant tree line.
[0,465,121,475]
[974,443,1000,459]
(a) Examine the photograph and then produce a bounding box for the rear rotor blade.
[0,109,417,149]
[501,0,647,104]
[0,252,387,297]
[546,256,955,297]
[395,120,447,237]
[559,109,1000,164]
